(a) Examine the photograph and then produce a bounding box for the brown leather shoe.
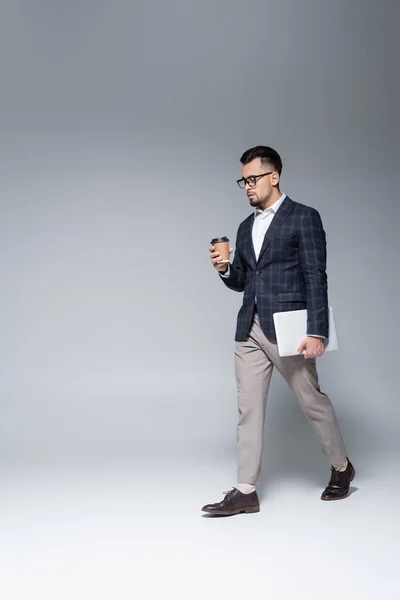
[201,488,260,516]
[321,458,356,501]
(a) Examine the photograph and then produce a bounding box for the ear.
[271,172,280,187]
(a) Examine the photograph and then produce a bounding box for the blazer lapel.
[242,215,257,266]
[257,197,295,263]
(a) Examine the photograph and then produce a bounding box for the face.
[241,158,280,208]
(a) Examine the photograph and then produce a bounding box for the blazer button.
[256,270,260,275]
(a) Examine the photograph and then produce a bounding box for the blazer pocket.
[276,292,306,302]
[273,234,298,247]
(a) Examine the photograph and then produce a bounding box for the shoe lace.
[330,466,340,485]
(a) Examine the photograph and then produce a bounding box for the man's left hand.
[296,336,325,359]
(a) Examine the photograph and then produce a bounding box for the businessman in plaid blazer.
[202,146,355,516]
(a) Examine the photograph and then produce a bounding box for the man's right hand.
[209,245,233,273]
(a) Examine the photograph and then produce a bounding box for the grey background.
[0,0,399,475]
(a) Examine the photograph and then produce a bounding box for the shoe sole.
[202,506,260,516]
[321,467,356,501]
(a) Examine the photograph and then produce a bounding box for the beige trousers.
[235,314,347,485]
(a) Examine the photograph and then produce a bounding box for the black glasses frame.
[236,172,273,189]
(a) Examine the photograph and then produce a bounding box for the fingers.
[304,346,316,359]
[297,337,323,359]
[210,248,223,262]
[210,252,222,264]
[209,246,232,271]
[210,252,227,271]
[303,344,325,359]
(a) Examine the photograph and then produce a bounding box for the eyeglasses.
[236,172,273,189]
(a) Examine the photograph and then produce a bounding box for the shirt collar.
[255,194,286,218]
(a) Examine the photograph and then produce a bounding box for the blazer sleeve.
[219,230,247,292]
[298,208,329,338]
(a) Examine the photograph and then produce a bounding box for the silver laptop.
[272,307,339,357]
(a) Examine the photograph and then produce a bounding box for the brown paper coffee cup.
[211,236,230,262]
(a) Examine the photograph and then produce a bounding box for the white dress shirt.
[252,194,286,260]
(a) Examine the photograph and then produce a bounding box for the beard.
[248,194,261,206]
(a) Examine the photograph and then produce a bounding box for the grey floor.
[0,450,399,600]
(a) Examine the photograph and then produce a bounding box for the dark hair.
[240,146,282,176]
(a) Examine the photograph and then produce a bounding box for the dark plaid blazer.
[220,196,329,342]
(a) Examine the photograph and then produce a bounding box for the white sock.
[234,483,256,494]
[333,459,348,472]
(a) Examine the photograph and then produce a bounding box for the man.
[202,146,355,516]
